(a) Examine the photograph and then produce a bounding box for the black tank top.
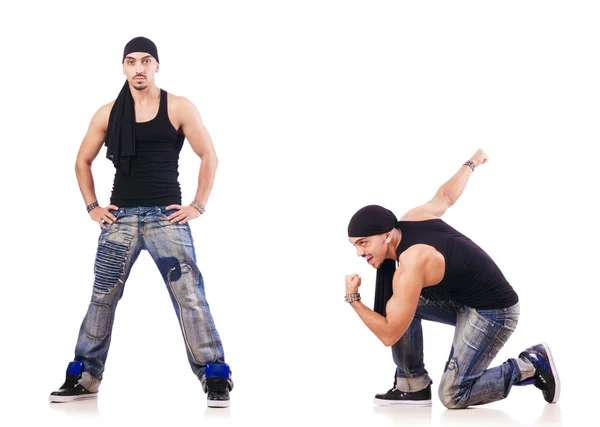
[110,89,185,207]
[396,219,518,309]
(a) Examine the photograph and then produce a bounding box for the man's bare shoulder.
[398,244,438,265]
[167,92,196,110]
[400,208,438,221]
[90,100,116,131]
[397,244,445,286]
[97,99,116,113]
[166,93,202,130]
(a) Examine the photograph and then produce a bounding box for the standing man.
[345,149,559,409]
[49,37,233,408]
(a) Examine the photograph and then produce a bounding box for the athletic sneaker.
[49,374,97,403]
[203,363,232,408]
[374,382,432,406]
[519,342,560,403]
[206,376,231,408]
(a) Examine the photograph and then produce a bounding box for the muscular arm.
[349,247,442,346]
[402,148,488,220]
[176,97,218,206]
[74,103,112,205]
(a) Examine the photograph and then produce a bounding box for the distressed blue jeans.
[391,296,534,409]
[73,206,226,384]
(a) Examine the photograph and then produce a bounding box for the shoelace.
[387,387,407,398]
[207,379,229,393]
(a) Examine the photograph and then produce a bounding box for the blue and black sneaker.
[519,342,560,403]
[202,363,233,408]
[49,361,98,403]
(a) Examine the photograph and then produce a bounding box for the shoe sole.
[373,397,432,407]
[541,341,560,403]
[49,393,98,403]
[207,400,230,408]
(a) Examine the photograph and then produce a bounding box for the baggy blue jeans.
[73,206,226,385]
[391,295,534,409]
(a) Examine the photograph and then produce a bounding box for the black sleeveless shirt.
[396,219,519,309]
[110,89,185,207]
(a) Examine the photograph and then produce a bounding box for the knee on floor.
[438,360,470,409]
[438,390,469,410]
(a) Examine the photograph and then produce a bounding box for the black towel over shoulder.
[105,81,136,174]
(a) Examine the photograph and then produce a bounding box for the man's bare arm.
[75,102,118,228]
[402,149,488,221]
[177,96,218,206]
[163,96,218,225]
[346,249,437,346]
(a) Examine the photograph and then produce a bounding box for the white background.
[0,1,598,426]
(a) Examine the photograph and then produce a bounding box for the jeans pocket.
[158,207,178,218]
[156,208,193,246]
[101,210,122,234]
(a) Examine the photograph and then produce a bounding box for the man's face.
[123,52,159,91]
[349,233,389,269]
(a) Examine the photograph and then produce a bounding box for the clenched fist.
[345,274,362,294]
[470,149,489,167]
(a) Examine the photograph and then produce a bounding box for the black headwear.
[347,205,398,238]
[122,36,159,63]
[347,205,400,317]
[105,37,159,174]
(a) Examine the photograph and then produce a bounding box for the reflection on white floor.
[373,403,563,426]
[48,399,100,418]
[26,378,577,427]
[40,400,566,427]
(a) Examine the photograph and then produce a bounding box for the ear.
[385,232,392,244]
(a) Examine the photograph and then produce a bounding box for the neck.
[128,83,160,104]
[386,228,402,261]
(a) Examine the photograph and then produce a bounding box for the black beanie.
[348,205,398,238]
[122,36,159,63]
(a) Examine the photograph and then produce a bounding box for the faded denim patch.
[93,231,133,293]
